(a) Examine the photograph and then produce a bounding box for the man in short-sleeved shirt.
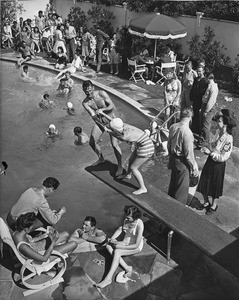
[7,177,66,230]
[167,107,198,204]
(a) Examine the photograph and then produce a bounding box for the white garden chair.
[0,218,67,296]
[127,58,147,83]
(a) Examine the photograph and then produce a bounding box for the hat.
[67,102,73,109]
[49,124,56,129]
[110,118,124,131]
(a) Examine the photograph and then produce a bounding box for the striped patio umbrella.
[129,13,187,59]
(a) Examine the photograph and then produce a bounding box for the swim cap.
[49,124,56,129]
[110,118,124,131]
[67,102,73,109]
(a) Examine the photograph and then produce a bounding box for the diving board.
[86,160,239,279]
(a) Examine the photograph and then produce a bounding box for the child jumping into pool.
[16,41,36,67]
[95,205,144,289]
[100,113,155,195]
[73,126,89,145]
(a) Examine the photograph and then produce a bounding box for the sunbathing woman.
[12,212,77,263]
[96,205,144,289]
[101,113,155,195]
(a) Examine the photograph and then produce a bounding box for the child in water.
[57,71,74,94]
[21,65,36,82]
[73,126,89,145]
[46,124,60,138]
[66,102,76,115]
[39,93,54,109]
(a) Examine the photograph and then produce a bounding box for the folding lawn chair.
[127,58,147,83]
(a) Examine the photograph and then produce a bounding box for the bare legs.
[96,244,137,289]
[118,151,148,195]
[89,124,105,166]
[110,135,123,176]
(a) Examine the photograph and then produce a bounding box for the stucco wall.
[53,1,239,66]
[17,0,49,20]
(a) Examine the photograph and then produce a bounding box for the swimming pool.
[0,61,151,234]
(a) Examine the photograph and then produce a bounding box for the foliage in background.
[1,0,25,24]
[87,5,115,36]
[76,0,239,22]
[67,7,87,33]
[234,55,239,86]
[187,26,230,71]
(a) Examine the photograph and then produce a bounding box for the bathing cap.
[110,118,124,131]
[49,124,56,129]
[67,102,73,109]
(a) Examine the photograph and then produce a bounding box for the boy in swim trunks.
[17,41,36,67]
[39,93,54,109]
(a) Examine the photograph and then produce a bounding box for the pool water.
[0,61,150,234]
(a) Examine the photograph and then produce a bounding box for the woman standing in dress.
[197,109,236,215]
[96,205,144,289]
[52,24,66,57]
[163,71,181,124]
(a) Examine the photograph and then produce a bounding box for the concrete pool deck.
[0,52,239,299]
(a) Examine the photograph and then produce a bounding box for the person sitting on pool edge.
[39,93,54,109]
[16,41,36,68]
[68,216,106,250]
[73,126,89,145]
[57,71,73,94]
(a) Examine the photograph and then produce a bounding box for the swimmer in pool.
[20,65,36,82]
[39,93,54,109]
[73,126,89,145]
[101,113,155,195]
[0,161,8,175]
[66,102,76,115]
[46,124,60,138]
[82,80,123,175]
[57,71,73,94]
[68,216,106,245]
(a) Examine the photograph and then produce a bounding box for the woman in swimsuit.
[12,212,77,263]
[96,205,144,289]
[102,114,155,195]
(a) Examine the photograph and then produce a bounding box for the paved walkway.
[0,52,239,300]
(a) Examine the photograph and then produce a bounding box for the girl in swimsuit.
[96,205,144,289]
[12,212,77,263]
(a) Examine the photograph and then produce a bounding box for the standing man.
[200,73,218,146]
[95,26,109,74]
[190,66,208,135]
[6,177,66,231]
[65,20,76,63]
[35,10,45,32]
[82,80,123,175]
[167,107,198,204]
[181,61,197,109]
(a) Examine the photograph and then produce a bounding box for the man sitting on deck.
[68,216,106,251]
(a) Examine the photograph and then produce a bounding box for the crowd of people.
[1,5,237,290]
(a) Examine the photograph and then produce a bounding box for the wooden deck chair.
[127,58,147,83]
[155,62,177,85]
[0,218,67,297]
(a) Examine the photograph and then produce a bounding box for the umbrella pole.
[154,39,157,60]
[152,39,157,80]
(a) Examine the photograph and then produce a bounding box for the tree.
[87,5,115,36]
[1,0,24,24]
[188,26,230,71]
[67,7,87,34]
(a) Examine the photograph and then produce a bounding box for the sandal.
[196,202,211,211]
[205,205,218,215]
